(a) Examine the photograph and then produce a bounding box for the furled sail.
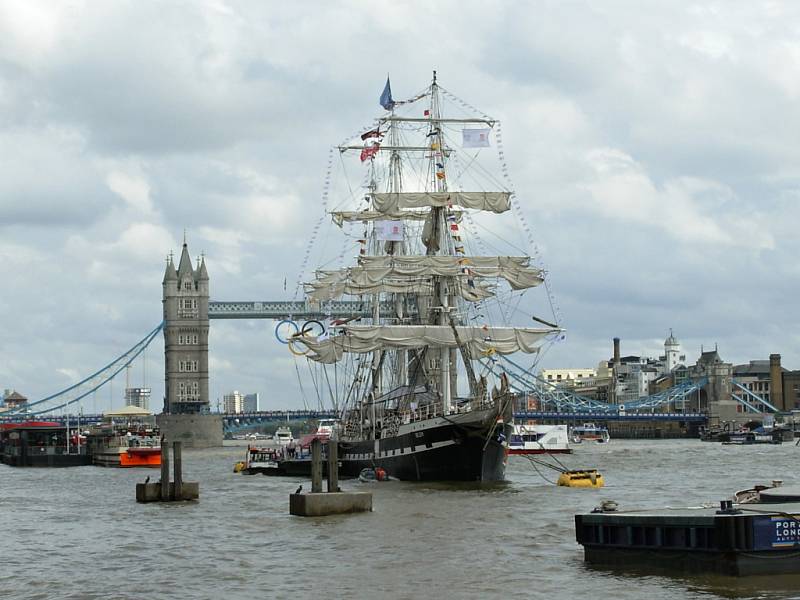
[304,255,542,302]
[304,268,495,302]
[372,191,511,214]
[331,210,463,227]
[294,325,559,364]
[358,256,543,290]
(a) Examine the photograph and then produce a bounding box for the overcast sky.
[1,1,799,413]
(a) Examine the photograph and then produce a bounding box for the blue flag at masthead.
[379,77,395,110]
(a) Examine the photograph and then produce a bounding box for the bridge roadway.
[208,300,395,320]
[517,411,707,422]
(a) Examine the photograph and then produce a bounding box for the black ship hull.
[278,407,512,482]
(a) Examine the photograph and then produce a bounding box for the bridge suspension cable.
[3,322,164,417]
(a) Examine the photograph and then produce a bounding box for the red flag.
[424,109,430,116]
[360,143,380,162]
[360,128,382,141]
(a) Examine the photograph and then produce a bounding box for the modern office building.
[223,390,245,414]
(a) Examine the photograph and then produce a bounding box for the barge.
[0,422,91,467]
[575,483,800,576]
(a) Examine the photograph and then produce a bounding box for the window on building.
[193,334,199,344]
[183,281,192,291]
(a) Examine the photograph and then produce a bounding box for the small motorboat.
[358,467,390,483]
[570,423,611,444]
[235,445,284,475]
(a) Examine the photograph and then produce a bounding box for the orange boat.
[86,426,161,467]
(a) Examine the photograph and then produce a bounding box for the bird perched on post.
[295,485,303,494]
[145,476,150,484]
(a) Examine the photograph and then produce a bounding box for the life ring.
[275,320,299,344]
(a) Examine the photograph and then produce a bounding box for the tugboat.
[234,445,283,475]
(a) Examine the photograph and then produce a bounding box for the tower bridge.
[1,241,785,441]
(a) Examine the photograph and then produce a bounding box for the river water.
[2,439,799,600]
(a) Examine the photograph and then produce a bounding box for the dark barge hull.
[278,409,512,482]
[576,502,800,576]
[1,453,91,467]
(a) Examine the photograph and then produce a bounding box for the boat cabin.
[0,422,91,467]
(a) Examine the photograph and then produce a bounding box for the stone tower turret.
[664,329,680,372]
[162,241,209,414]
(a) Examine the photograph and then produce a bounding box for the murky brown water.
[2,439,800,599]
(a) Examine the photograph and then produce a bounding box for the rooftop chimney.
[613,337,620,366]
[770,354,783,411]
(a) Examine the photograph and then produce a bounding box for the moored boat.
[273,426,294,446]
[235,445,284,475]
[509,423,571,455]
[570,423,610,444]
[85,406,161,467]
[86,425,161,467]
[0,422,91,467]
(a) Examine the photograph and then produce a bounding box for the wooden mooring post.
[136,440,199,503]
[289,437,371,517]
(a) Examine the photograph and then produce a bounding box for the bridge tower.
[162,240,209,414]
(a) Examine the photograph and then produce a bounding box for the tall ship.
[289,73,562,481]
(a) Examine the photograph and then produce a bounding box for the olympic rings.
[300,320,326,337]
[287,336,310,356]
[274,320,299,344]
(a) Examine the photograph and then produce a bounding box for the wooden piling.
[173,441,183,501]
[289,436,371,516]
[136,436,198,503]
[311,438,323,493]
[327,440,338,493]
[160,440,170,500]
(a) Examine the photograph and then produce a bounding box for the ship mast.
[428,71,454,415]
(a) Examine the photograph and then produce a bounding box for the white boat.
[273,426,294,446]
[314,419,336,438]
[508,424,571,455]
[570,423,611,444]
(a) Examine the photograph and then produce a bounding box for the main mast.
[427,71,454,415]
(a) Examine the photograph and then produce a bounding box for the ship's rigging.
[292,72,563,429]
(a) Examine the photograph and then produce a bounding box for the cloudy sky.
[1,1,799,413]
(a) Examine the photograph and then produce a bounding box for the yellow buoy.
[557,469,604,488]
[233,461,247,473]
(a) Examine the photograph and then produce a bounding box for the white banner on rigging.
[462,128,491,148]
[375,220,404,241]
